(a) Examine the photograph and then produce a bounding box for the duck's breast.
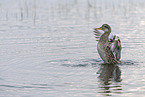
[97,42,108,63]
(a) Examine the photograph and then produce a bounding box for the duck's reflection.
[97,64,122,96]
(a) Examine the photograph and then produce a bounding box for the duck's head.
[94,24,111,33]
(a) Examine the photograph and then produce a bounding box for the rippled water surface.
[0,0,145,97]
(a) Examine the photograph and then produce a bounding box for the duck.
[94,24,122,64]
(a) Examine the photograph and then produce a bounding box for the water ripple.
[0,84,52,89]
[119,60,141,65]
[59,58,102,68]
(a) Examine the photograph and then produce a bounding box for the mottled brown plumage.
[94,24,121,64]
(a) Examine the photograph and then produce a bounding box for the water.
[0,0,145,97]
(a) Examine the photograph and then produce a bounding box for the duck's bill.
[94,27,102,30]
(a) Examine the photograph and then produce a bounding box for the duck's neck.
[99,31,111,43]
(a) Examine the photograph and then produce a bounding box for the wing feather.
[106,45,119,64]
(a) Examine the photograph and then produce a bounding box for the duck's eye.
[104,26,108,28]
[103,25,106,27]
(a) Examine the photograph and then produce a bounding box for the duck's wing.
[94,30,114,41]
[106,44,120,64]
[94,30,104,41]
[109,35,122,61]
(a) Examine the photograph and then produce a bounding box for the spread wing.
[94,30,115,41]
[106,45,119,64]
[109,36,122,61]
[94,30,104,41]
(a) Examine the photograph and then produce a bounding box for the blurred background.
[0,0,145,97]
